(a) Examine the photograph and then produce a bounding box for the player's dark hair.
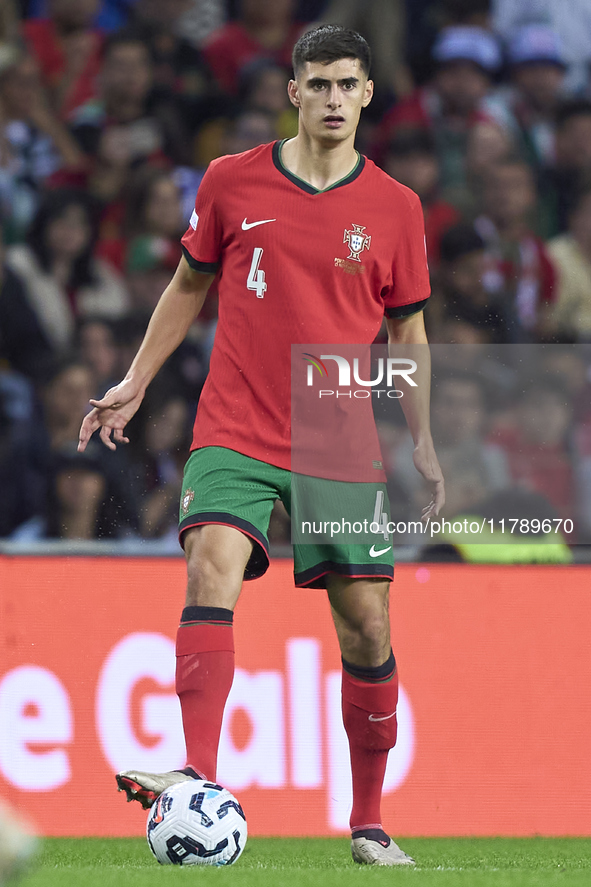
[292,25,371,77]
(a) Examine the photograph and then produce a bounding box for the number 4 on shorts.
[247,247,267,298]
[373,489,389,541]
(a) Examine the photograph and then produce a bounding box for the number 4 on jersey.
[247,247,267,298]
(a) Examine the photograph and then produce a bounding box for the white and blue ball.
[146,780,247,866]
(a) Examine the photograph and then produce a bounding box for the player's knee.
[356,611,390,650]
[340,611,391,663]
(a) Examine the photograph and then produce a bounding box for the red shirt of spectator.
[23,1,104,119]
[475,159,556,331]
[202,0,301,95]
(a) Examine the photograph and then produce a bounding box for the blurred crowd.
[2,0,591,549]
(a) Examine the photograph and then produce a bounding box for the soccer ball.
[146,780,247,866]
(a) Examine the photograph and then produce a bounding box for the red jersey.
[181,140,430,471]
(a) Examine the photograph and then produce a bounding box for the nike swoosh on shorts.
[369,545,391,557]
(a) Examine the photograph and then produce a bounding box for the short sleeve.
[382,190,431,317]
[181,161,223,273]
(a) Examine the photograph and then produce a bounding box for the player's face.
[288,58,373,145]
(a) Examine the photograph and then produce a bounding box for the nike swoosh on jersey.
[368,711,397,722]
[369,545,391,558]
[242,218,276,230]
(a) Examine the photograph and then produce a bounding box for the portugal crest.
[181,488,195,516]
[343,224,371,262]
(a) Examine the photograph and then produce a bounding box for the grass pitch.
[17,837,591,887]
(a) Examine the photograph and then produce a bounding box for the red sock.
[175,606,234,781]
[341,652,398,832]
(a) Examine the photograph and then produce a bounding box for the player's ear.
[362,79,374,108]
[288,78,301,108]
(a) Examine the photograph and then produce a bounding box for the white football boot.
[116,767,200,810]
[351,833,415,866]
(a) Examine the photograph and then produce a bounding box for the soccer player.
[78,25,444,866]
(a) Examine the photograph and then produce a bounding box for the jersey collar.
[272,140,365,194]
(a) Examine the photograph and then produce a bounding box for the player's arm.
[78,256,214,452]
[386,310,445,519]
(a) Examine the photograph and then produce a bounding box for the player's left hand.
[412,438,445,521]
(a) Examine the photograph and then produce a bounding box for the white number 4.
[373,489,390,541]
[247,247,267,298]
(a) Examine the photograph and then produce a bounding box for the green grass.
[17,837,591,887]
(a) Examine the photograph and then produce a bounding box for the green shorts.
[179,446,394,589]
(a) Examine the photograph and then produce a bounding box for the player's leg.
[118,447,281,808]
[117,524,252,808]
[327,575,413,866]
[175,523,252,782]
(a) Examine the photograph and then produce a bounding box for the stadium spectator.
[22,0,104,118]
[123,239,211,401]
[128,0,222,133]
[219,108,277,155]
[176,0,227,50]
[460,118,515,216]
[98,166,186,271]
[489,25,567,169]
[539,100,591,238]
[45,442,109,539]
[77,316,121,394]
[41,357,97,451]
[0,221,54,380]
[0,48,84,240]
[475,159,556,336]
[125,234,182,312]
[544,186,591,341]
[373,25,502,194]
[319,0,412,103]
[4,189,128,356]
[239,60,298,139]
[35,357,138,539]
[0,370,45,537]
[492,0,591,93]
[390,371,509,523]
[405,0,493,88]
[202,0,302,96]
[69,31,188,203]
[489,377,577,529]
[382,129,459,267]
[539,346,591,423]
[434,222,518,342]
[129,390,191,540]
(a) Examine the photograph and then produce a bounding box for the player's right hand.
[78,378,145,453]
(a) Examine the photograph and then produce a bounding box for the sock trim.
[352,823,382,833]
[342,650,396,683]
[181,606,233,626]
